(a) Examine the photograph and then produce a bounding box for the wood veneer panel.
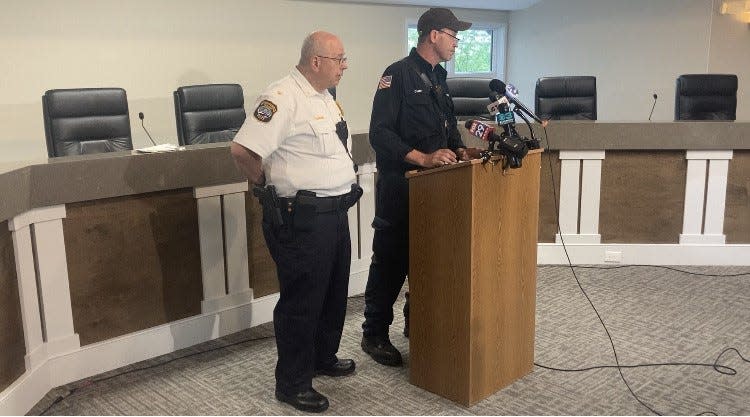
[244,194,278,297]
[409,154,539,405]
[600,151,686,243]
[538,151,561,242]
[726,150,750,244]
[0,221,26,391]
[63,190,203,345]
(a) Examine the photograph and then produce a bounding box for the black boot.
[361,334,403,366]
[275,388,329,413]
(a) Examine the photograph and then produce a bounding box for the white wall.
[0,0,508,163]
[507,0,750,121]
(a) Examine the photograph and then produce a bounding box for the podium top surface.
[405,149,544,179]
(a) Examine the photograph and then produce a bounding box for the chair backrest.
[675,74,737,121]
[42,88,133,158]
[173,84,246,146]
[535,76,597,120]
[445,77,494,120]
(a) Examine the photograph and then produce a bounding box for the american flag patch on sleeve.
[378,75,392,89]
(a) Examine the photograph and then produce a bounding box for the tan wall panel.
[64,190,203,345]
[538,151,561,243]
[0,221,26,391]
[244,194,278,297]
[726,150,750,244]
[600,151,686,243]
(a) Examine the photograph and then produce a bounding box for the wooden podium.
[406,150,542,406]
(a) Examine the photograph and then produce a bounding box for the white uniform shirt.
[233,68,356,197]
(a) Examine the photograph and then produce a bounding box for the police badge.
[253,99,277,122]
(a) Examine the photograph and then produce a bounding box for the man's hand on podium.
[406,148,458,168]
[456,147,482,161]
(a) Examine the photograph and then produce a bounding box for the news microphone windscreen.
[138,112,145,120]
[489,79,506,93]
[465,119,494,142]
[653,93,658,99]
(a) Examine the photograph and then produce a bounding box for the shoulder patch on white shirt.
[253,100,278,122]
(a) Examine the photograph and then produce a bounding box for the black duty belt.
[279,194,350,213]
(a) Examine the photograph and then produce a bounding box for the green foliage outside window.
[407,27,493,74]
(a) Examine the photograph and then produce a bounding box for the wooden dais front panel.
[600,151,686,243]
[63,190,203,345]
[726,150,750,244]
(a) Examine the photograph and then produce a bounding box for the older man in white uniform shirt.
[230,31,360,414]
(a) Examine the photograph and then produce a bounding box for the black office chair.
[445,77,494,120]
[42,88,133,157]
[173,84,246,146]
[535,76,597,120]
[675,74,737,121]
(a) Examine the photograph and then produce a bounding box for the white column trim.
[221,192,251,297]
[8,205,67,231]
[9,222,46,371]
[27,206,80,356]
[578,158,602,243]
[703,157,730,239]
[193,182,248,199]
[195,195,227,311]
[558,150,605,160]
[685,150,733,160]
[680,158,707,243]
[556,159,580,237]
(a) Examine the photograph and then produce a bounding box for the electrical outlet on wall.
[604,251,622,263]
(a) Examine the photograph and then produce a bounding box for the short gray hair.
[299,32,321,67]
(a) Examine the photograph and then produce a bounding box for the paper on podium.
[135,143,184,153]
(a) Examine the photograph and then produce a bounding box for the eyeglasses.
[316,55,348,65]
[436,29,460,42]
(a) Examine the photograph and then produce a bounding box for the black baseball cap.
[417,8,472,34]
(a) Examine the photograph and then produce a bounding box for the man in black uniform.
[361,8,479,366]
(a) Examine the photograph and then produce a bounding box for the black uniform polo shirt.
[369,48,465,174]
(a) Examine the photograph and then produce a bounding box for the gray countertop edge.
[2,121,749,222]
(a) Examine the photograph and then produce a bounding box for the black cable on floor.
[38,334,276,416]
[535,346,749,376]
[557,264,750,277]
[541,126,668,416]
[541,127,750,415]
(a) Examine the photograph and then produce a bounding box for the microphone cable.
[537,125,749,416]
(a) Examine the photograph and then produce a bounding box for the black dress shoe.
[361,335,403,366]
[275,388,329,413]
[315,358,356,377]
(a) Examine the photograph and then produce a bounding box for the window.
[407,24,506,79]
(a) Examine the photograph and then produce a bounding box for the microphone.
[489,79,544,124]
[465,119,495,142]
[138,112,158,146]
[648,93,658,121]
[486,92,510,116]
[503,82,544,124]
[465,119,529,168]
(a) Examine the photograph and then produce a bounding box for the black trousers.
[262,207,351,395]
[362,172,410,337]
